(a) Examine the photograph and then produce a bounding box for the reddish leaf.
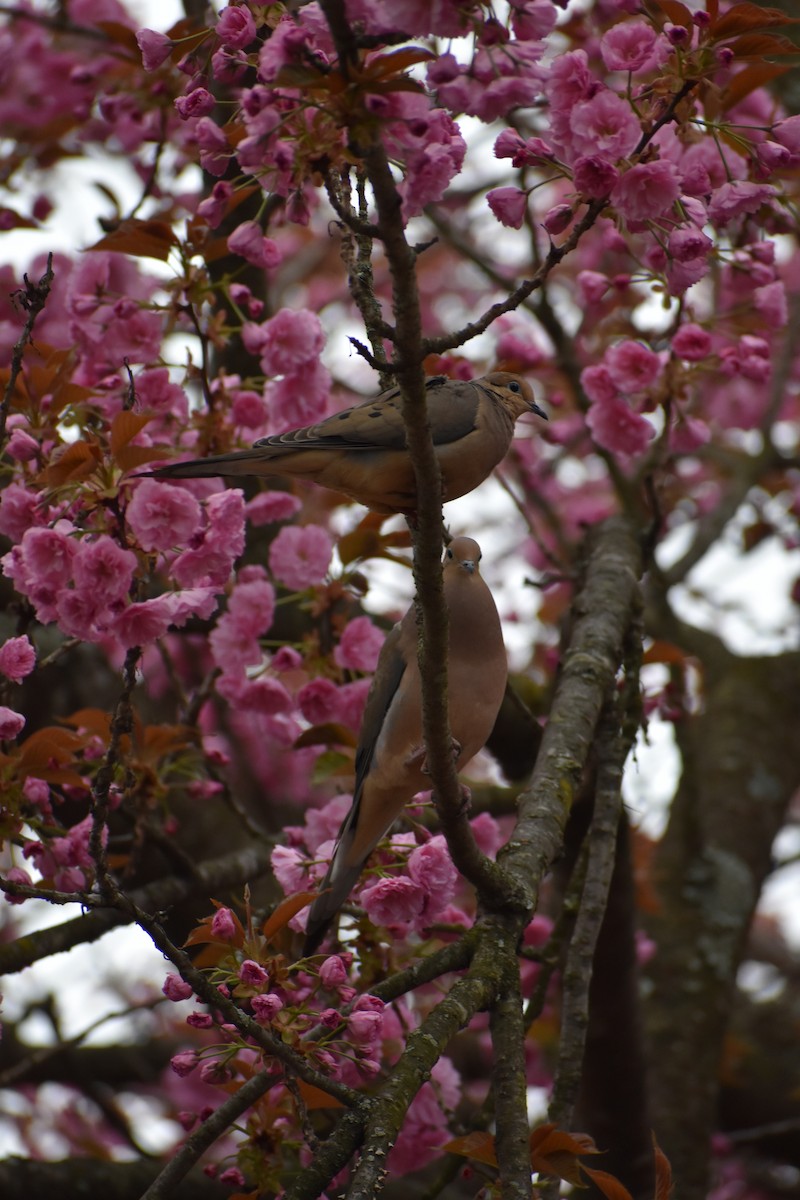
[653,0,694,28]
[89,218,178,262]
[728,32,798,56]
[60,709,112,737]
[116,444,174,472]
[366,46,436,77]
[40,440,102,486]
[721,61,791,109]
[442,1131,499,1167]
[582,1166,636,1200]
[712,2,799,37]
[95,20,141,53]
[643,640,690,666]
[530,1124,601,1185]
[296,1080,345,1110]
[653,1134,673,1200]
[18,726,90,764]
[263,891,317,942]
[293,723,357,750]
[110,410,153,458]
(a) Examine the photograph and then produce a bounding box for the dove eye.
[509,381,520,393]
[446,548,454,559]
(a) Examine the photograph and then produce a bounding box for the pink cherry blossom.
[611,160,680,221]
[0,483,44,541]
[6,428,39,461]
[72,536,137,605]
[470,811,503,858]
[230,389,268,429]
[297,677,341,724]
[136,28,173,71]
[163,974,193,1001]
[487,186,527,229]
[208,617,262,677]
[127,479,202,552]
[547,49,595,116]
[19,526,76,588]
[0,635,36,683]
[338,677,372,730]
[194,116,231,177]
[772,114,800,154]
[361,876,426,928]
[271,845,308,893]
[347,994,385,1044]
[266,361,331,432]
[671,416,711,452]
[227,579,276,638]
[111,597,174,649]
[175,87,215,120]
[197,180,233,228]
[754,281,788,327]
[707,181,775,225]
[251,993,283,1021]
[581,363,618,405]
[671,324,712,361]
[0,706,25,739]
[319,955,348,988]
[568,90,641,163]
[135,368,189,420]
[248,308,325,377]
[216,5,256,48]
[407,837,458,909]
[170,1051,198,1077]
[577,270,610,304]
[606,340,663,393]
[543,204,573,235]
[573,155,619,198]
[227,222,283,269]
[239,959,269,987]
[230,676,292,715]
[269,525,332,591]
[210,907,237,941]
[245,491,302,526]
[334,617,384,673]
[586,394,654,458]
[3,866,32,903]
[600,21,669,73]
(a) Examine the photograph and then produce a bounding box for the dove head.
[444,536,483,576]
[485,371,548,422]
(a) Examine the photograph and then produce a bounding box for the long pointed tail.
[148,449,279,480]
[303,860,363,957]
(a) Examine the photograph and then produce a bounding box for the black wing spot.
[369,410,381,418]
[338,412,349,420]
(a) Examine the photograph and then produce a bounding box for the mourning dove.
[303,536,507,954]
[149,372,546,514]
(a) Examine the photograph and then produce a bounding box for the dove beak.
[529,400,548,420]
[461,559,476,575]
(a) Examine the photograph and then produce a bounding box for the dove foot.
[416,737,462,776]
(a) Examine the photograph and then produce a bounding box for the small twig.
[1,254,54,448]
[139,1070,277,1200]
[90,647,140,897]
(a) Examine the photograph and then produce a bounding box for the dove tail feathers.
[303,860,363,957]
[149,449,279,480]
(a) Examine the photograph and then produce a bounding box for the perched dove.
[303,536,507,955]
[149,372,546,514]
